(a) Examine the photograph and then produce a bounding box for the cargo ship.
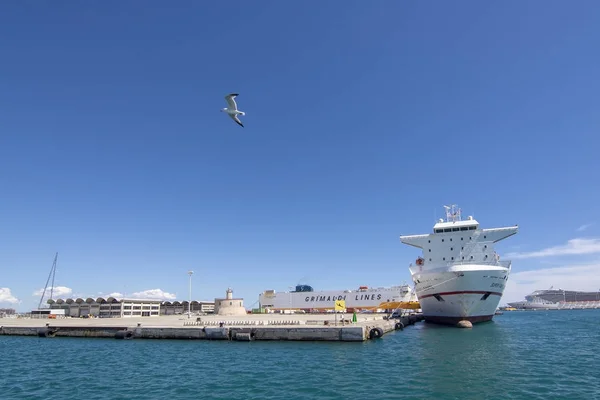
[258,284,418,312]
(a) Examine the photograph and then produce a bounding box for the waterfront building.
[214,288,246,316]
[0,308,16,317]
[161,300,215,315]
[45,297,215,318]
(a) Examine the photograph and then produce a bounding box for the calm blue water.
[1,310,599,399]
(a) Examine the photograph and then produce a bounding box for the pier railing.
[182,319,371,327]
[184,320,304,327]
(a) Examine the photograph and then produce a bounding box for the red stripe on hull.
[424,314,494,325]
[419,291,503,299]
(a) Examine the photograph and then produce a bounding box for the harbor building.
[45,297,215,318]
[161,301,215,315]
[1,308,16,317]
[214,288,247,316]
[31,309,66,319]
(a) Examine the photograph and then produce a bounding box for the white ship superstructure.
[400,205,518,325]
[258,284,416,312]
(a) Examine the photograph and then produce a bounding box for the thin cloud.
[502,262,600,304]
[32,286,73,297]
[96,291,124,298]
[130,289,176,301]
[577,223,595,232]
[0,288,20,304]
[35,289,175,301]
[505,238,600,259]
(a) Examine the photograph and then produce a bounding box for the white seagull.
[220,93,245,127]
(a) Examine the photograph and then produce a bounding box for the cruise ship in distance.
[400,204,518,325]
[507,288,600,310]
[258,284,418,312]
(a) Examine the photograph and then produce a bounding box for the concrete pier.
[0,313,424,342]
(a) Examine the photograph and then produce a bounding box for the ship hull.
[506,301,560,310]
[259,285,414,311]
[412,265,509,325]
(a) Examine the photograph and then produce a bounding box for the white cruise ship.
[399,205,518,325]
[507,288,600,310]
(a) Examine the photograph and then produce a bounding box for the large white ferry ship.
[258,284,417,312]
[399,205,518,325]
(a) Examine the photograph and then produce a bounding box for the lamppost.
[188,270,194,318]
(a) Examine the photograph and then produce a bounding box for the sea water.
[1,309,599,400]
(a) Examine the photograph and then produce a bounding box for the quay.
[0,313,424,342]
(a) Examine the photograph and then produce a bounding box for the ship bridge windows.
[436,226,477,234]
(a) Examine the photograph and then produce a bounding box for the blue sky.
[1,1,599,310]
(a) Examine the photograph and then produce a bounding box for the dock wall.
[0,314,424,342]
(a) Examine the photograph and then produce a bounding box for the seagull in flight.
[220,93,245,127]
